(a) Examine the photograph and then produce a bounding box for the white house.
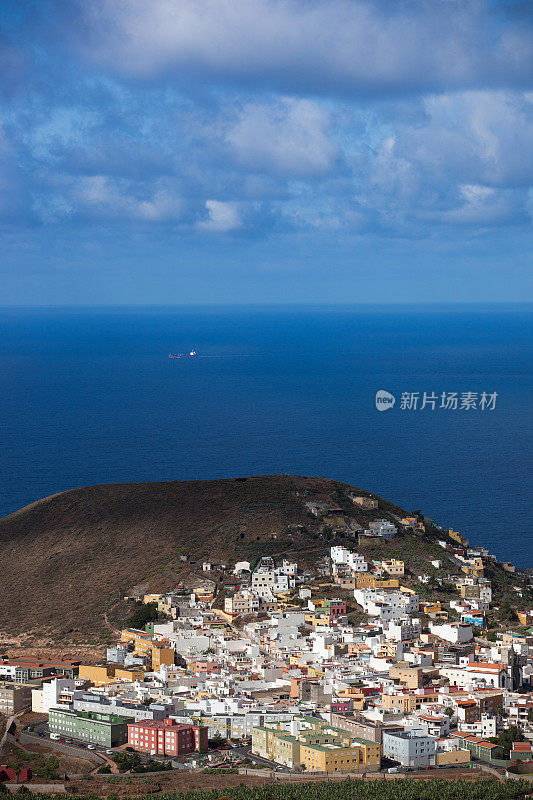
[367,519,397,539]
[429,622,473,644]
[355,589,419,622]
[330,546,368,573]
[465,662,510,689]
[234,561,251,574]
[386,617,422,642]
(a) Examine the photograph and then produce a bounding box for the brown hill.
[0,475,406,642]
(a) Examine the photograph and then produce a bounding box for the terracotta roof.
[450,733,498,749]
[466,662,504,672]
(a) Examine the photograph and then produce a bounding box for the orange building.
[79,664,145,685]
[79,665,114,685]
[355,574,400,590]
[151,644,175,670]
[119,629,175,671]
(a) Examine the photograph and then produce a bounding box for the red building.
[127,718,208,756]
[331,698,353,713]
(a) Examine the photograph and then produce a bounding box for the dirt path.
[103,612,120,636]
[89,753,119,775]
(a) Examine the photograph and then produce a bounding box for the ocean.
[0,304,531,566]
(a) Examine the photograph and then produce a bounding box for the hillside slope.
[0,475,407,641]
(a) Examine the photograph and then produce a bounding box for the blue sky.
[1,0,532,304]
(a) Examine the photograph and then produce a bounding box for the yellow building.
[78,665,114,686]
[376,639,402,659]
[251,726,301,768]
[382,689,440,713]
[337,687,365,710]
[449,529,469,547]
[119,628,174,670]
[423,601,442,615]
[78,664,145,685]
[300,741,368,773]
[252,718,380,773]
[355,574,399,590]
[461,560,484,579]
[400,517,425,532]
[142,594,162,604]
[157,600,177,618]
[352,497,379,510]
[133,637,153,659]
[460,584,476,599]
[381,559,405,577]
[114,666,145,682]
[121,628,152,647]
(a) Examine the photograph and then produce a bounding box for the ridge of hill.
[0,475,408,642]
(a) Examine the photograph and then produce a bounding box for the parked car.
[87,744,96,750]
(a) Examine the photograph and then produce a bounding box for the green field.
[159,779,531,800]
[15,778,533,800]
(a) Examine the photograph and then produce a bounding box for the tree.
[127,601,160,629]
[209,733,225,748]
[489,724,524,758]
[36,756,60,780]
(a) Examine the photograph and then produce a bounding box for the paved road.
[21,724,106,765]
[0,714,17,757]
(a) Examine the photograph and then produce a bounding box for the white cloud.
[77,0,533,96]
[198,199,242,232]
[52,175,184,222]
[226,97,337,178]
[427,185,529,227]
[398,91,533,188]
[350,89,533,230]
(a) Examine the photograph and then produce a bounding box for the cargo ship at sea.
[169,351,198,358]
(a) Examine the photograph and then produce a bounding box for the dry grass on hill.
[0,474,406,640]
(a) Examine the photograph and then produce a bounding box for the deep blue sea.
[0,305,531,565]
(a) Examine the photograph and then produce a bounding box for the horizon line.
[1,301,532,310]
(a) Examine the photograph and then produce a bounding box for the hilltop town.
[1,480,532,793]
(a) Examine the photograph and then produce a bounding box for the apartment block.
[49,707,130,747]
[79,664,145,685]
[225,591,260,615]
[330,712,402,745]
[382,730,436,768]
[127,718,208,756]
[252,716,380,773]
[0,682,32,715]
